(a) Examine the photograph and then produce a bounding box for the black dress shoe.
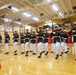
[32,53,36,55]
[60,54,62,56]
[60,52,63,56]
[26,51,28,54]
[68,48,69,50]
[40,52,42,56]
[64,51,69,53]
[21,52,24,54]
[14,50,17,53]
[25,54,28,56]
[25,51,28,56]
[55,54,59,59]
[14,53,17,55]
[42,51,45,53]
[38,56,41,58]
[5,52,9,54]
[51,51,53,53]
[67,51,69,53]
[30,51,33,52]
[45,51,48,55]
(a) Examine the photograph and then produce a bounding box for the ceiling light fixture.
[11,6,19,12]
[43,0,51,3]
[14,21,21,24]
[22,12,31,17]
[52,4,59,11]
[58,12,64,17]
[4,18,12,22]
[32,17,39,21]
[8,6,19,12]
[47,0,51,3]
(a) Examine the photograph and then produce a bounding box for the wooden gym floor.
[0,44,76,75]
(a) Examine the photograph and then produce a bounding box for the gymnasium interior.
[0,0,76,75]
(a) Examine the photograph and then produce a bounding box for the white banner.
[4,26,13,32]
[0,25,4,31]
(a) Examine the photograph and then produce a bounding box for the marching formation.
[0,23,76,60]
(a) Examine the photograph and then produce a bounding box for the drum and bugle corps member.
[20,32,25,54]
[4,32,10,54]
[30,31,36,55]
[13,31,19,55]
[69,22,76,60]
[0,33,2,52]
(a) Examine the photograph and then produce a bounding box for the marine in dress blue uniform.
[20,32,25,54]
[0,33,2,52]
[51,25,61,59]
[70,22,76,60]
[30,31,36,55]
[5,32,10,54]
[43,30,49,55]
[60,29,69,54]
[13,31,19,55]
[37,27,44,58]
[24,29,31,56]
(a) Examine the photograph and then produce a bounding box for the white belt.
[14,39,18,40]
[44,38,48,39]
[5,38,9,40]
[21,39,24,40]
[64,38,67,39]
[54,36,60,38]
[38,37,43,38]
[30,39,36,40]
[74,35,76,36]
[25,38,30,39]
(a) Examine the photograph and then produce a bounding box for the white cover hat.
[54,25,59,27]
[73,22,76,25]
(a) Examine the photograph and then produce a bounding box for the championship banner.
[4,26,13,32]
[13,26,20,33]
[0,25,4,32]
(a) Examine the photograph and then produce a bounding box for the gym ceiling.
[0,0,76,26]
